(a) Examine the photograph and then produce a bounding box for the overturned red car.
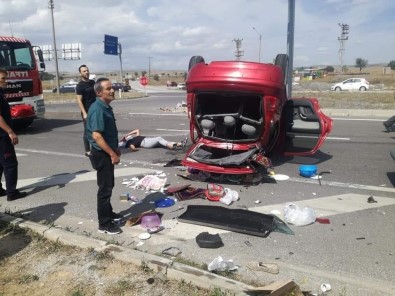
[182,55,333,175]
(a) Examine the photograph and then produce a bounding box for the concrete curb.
[322,108,394,118]
[1,212,253,295]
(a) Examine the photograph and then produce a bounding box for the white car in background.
[177,82,186,90]
[330,78,370,91]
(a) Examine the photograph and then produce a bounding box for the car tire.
[359,86,366,91]
[335,87,341,91]
[188,56,205,71]
[274,54,289,85]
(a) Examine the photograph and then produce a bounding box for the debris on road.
[195,232,224,248]
[284,203,316,226]
[246,261,279,274]
[207,256,238,272]
[246,280,304,296]
[367,196,378,203]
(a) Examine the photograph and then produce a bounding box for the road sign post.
[104,35,118,55]
[104,34,123,84]
[140,77,148,96]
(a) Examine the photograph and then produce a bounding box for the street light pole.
[252,27,262,62]
[147,56,153,78]
[118,43,123,82]
[48,0,60,95]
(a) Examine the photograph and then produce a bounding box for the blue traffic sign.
[104,34,118,55]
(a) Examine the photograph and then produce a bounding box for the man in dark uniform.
[87,77,122,234]
[76,65,96,157]
[0,69,27,201]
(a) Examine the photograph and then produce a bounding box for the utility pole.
[287,0,295,98]
[147,56,153,78]
[252,27,262,62]
[338,23,349,75]
[233,39,244,61]
[118,43,123,83]
[48,0,60,95]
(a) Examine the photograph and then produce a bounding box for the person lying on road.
[119,129,188,151]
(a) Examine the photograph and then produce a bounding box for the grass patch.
[208,286,235,296]
[0,221,27,236]
[105,279,136,295]
[173,256,207,270]
[293,90,395,109]
[18,274,39,284]
[93,250,114,261]
[140,261,153,273]
[70,290,86,296]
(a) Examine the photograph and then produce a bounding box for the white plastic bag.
[284,203,316,226]
[207,256,238,272]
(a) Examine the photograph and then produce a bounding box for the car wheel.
[359,86,366,91]
[188,56,205,71]
[335,87,341,91]
[274,54,289,85]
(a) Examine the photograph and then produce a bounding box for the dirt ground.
[0,222,227,296]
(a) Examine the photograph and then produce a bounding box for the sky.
[0,0,394,74]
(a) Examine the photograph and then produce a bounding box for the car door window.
[283,100,322,154]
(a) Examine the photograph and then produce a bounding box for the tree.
[325,66,334,73]
[153,74,159,81]
[39,72,55,80]
[388,60,395,71]
[355,58,368,72]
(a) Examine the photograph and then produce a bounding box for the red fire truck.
[0,36,46,128]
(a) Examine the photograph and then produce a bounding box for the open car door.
[282,98,333,155]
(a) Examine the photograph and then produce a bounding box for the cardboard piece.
[246,280,303,296]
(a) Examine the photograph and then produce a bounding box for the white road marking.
[16,148,86,158]
[146,193,395,245]
[286,177,395,193]
[128,112,186,116]
[15,148,394,193]
[250,193,394,218]
[156,128,189,132]
[332,118,386,122]
[326,136,350,141]
[17,167,157,189]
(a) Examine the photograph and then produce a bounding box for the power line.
[233,38,244,61]
[338,23,349,74]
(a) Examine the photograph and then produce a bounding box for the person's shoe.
[7,190,27,201]
[0,188,6,197]
[85,151,91,157]
[111,212,123,223]
[180,136,188,147]
[98,222,122,235]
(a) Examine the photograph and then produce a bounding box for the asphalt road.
[2,92,394,295]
